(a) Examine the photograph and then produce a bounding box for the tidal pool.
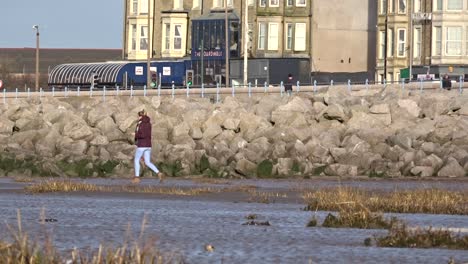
[0,178,467,263]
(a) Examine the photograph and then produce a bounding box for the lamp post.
[33,25,39,91]
[146,0,152,89]
[225,0,229,88]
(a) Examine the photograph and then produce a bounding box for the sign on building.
[135,66,144,76]
[163,67,171,76]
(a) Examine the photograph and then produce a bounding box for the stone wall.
[1,86,468,178]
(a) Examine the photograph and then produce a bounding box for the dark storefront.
[191,11,240,86]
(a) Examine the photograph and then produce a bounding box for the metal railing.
[1,78,466,105]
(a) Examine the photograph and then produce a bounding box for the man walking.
[133,110,164,184]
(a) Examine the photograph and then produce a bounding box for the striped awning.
[48,62,127,85]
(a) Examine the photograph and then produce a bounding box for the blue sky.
[0,0,123,49]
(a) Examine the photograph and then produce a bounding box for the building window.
[414,0,422,12]
[397,28,406,57]
[286,24,293,50]
[434,26,442,55]
[268,23,279,50]
[414,27,421,58]
[379,31,385,59]
[380,0,387,14]
[258,23,266,50]
[214,0,232,7]
[388,28,394,57]
[388,72,394,83]
[174,0,183,10]
[287,0,294,6]
[132,0,138,15]
[165,23,171,50]
[140,0,148,13]
[389,0,395,13]
[131,24,137,50]
[140,25,148,50]
[296,0,306,6]
[270,0,279,7]
[260,0,266,7]
[447,0,462,10]
[446,26,462,55]
[295,23,306,51]
[174,25,182,50]
[435,0,443,10]
[398,0,406,13]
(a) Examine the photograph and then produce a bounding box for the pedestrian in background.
[442,74,452,90]
[285,73,293,95]
[133,110,164,184]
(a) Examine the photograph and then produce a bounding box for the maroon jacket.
[135,115,152,147]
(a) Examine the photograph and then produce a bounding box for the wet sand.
[0,177,467,263]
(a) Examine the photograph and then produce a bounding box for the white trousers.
[134,147,159,177]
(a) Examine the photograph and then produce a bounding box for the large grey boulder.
[172,122,190,138]
[397,99,421,118]
[222,118,241,131]
[235,158,257,177]
[62,117,93,141]
[370,103,390,114]
[437,157,465,177]
[96,117,126,142]
[87,106,117,127]
[321,104,347,122]
[0,117,14,135]
[253,96,281,121]
[57,138,88,157]
[347,111,386,130]
[35,128,61,157]
[324,164,358,177]
[417,154,444,171]
[410,166,434,177]
[277,158,294,176]
[203,123,223,140]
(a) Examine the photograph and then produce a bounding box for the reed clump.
[26,180,218,196]
[374,224,468,250]
[0,210,183,263]
[247,189,288,204]
[307,202,400,229]
[303,187,468,215]
[320,204,400,229]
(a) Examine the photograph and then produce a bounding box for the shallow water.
[0,178,467,263]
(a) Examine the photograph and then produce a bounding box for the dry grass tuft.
[0,210,184,263]
[302,187,468,215]
[12,176,35,183]
[247,190,288,204]
[320,203,400,229]
[374,224,468,250]
[25,180,219,196]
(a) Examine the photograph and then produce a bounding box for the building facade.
[377,0,468,83]
[123,0,377,84]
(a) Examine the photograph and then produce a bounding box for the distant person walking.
[133,110,164,184]
[442,73,452,90]
[285,73,293,95]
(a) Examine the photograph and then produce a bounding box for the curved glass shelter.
[48,62,127,86]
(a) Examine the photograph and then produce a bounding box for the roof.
[48,62,127,85]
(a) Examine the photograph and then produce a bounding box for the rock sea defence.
[1,86,468,178]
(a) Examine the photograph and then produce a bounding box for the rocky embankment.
[1,86,468,178]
